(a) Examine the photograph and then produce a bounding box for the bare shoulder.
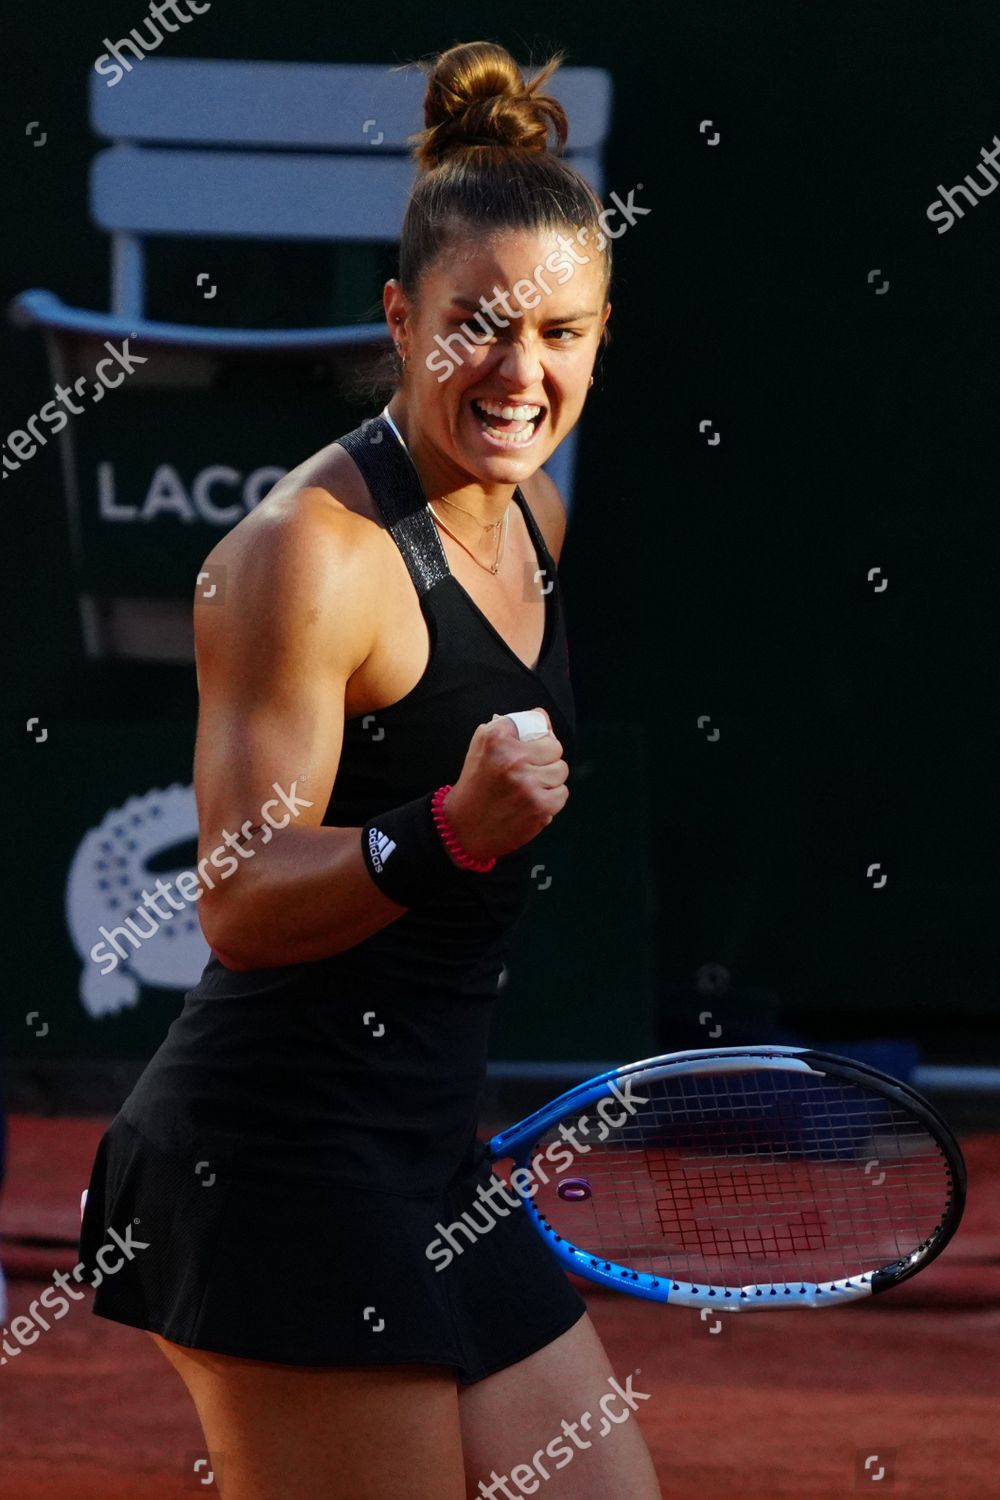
[198,437,384,584]
[193,442,384,672]
[521,467,569,566]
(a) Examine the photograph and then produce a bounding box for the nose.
[497,336,544,391]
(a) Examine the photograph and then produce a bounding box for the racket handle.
[493,709,549,741]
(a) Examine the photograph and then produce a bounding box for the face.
[384,226,610,492]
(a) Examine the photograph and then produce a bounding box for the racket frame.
[487,1045,967,1311]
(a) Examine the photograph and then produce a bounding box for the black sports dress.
[77,411,586,1380]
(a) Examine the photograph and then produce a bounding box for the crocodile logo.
[65,784,209,1018]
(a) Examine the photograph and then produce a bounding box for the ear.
[383,279,407,326]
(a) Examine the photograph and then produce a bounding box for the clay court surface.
[3,1114,999,1499]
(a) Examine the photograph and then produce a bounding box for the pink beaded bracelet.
[430,784,496,872]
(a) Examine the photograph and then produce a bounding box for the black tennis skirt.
[78,1111,586,1383]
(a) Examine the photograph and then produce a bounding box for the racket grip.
[493,709,549,741]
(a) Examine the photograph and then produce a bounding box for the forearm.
[202,823,408,970]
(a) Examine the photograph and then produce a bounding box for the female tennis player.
[79,39,661,1500]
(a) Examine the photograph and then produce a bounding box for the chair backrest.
[89,58,613,319]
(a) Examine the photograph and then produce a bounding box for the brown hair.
[354,40,612,401]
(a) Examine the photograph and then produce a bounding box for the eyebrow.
[450,297,599,321]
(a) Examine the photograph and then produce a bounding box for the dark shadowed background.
[3,0,998,1105]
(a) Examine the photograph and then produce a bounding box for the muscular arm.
[192,488,412,971]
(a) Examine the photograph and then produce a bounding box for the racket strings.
[529,1070,953,1288]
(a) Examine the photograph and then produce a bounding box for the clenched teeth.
[473,398,542,422]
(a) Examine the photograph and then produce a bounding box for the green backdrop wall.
[5,1,998,1090]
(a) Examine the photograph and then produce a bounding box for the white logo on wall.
[97,463,286,523]
[65,784,208,1018]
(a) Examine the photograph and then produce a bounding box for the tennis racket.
[486,1045,966,1310]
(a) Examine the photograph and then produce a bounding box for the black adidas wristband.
[359,791,472,907]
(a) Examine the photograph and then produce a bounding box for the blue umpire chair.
[10,58,613,661]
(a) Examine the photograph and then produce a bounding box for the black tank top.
[121,412,577,1191]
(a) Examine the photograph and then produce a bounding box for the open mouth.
[469,397,545,448]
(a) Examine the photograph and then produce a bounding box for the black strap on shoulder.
[337,414,450,598]
[513,486,553,570]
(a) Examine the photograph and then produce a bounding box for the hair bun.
[411,41,568,170]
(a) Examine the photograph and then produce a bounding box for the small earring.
[395,342,408,371]
[588,375,594,387]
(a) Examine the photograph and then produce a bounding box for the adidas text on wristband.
[360,791,477,907]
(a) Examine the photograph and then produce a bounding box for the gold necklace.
[426,497,510,575]
[381,403,512,575]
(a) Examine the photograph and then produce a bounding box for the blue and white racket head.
[487,1045,966,1311]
